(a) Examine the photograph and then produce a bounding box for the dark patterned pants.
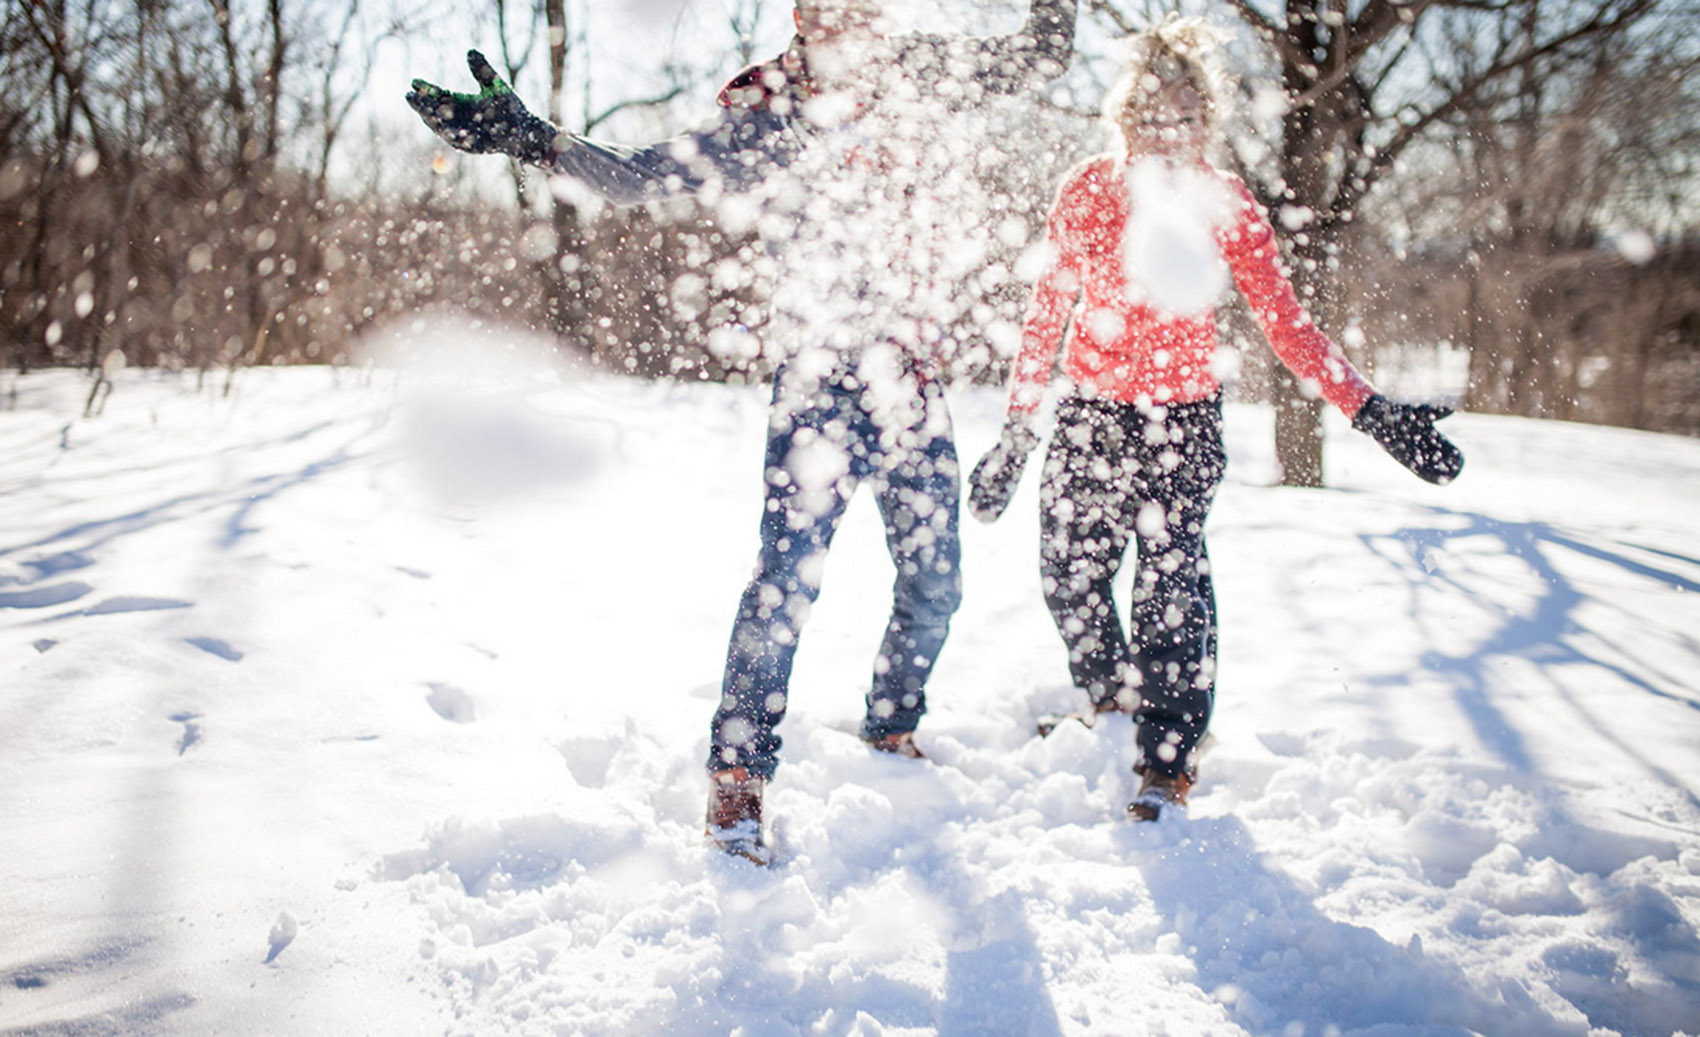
[1039,394,1224,777]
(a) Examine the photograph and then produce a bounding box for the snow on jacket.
[540,3,1076,206]
[1008,154,1376,418]
[537,4,1075,377]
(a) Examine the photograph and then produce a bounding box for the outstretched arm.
[544,112,791,206]
[408,51,790,206]
[1217,181,1376,418]
[1005,163,1092,419]
[1005,255,1078,418]
[968,173,1084,524]
[966,258,1071,522]
[1218,179,1463,484]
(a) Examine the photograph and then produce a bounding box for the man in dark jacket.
[408,0,1077,864]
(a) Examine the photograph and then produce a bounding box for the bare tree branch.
[1287,0,1437,110]
[1345,0,1659,213]
[1085,0,1137,36]
[584,83,688,135]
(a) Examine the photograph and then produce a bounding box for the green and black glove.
[1352,394,1465,485]
[968,419,1041,523]
[406,50,558,164]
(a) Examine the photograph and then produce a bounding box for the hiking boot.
[1127,765,1194,822]
[705,767,772,865]
[1090,691,1134,715]
[863,730,925,759]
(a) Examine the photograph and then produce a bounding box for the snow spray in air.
[1120,157,1232,319]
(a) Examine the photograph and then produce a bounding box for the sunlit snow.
[2,349,1698,1034]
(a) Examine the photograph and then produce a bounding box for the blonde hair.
[1101,17,1234,143]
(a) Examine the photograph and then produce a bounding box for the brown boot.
[705,767,772,865]
[863,730,925,759]
[1090,686,1137,716]
[1127,765,1194,822]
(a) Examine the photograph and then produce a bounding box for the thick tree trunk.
[1273,190,1338,486]
[1273,3,1345,488]
[1270,214,1339,487]
[1272,367,1326,487]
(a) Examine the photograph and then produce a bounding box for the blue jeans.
[708,362,963,779]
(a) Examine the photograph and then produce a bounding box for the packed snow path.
[2,359,1697,1035]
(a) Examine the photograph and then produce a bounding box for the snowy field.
[2,343,1698,1036]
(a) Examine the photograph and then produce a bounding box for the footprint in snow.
[185,636,244,662]
[77,596,193,617]
[23,551,96,577]
[0,582,93,610]
[557,733,621,788]
[169,712,203,755]
[426,682,475,723]
[264,912,297,964]
[3,935,155,991]
[1257,731,1308,757]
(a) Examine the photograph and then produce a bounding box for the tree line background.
[3,0,1698,484]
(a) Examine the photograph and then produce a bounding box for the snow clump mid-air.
[1121,157,1233,318]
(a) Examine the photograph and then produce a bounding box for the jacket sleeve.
[539,106,795,207]
[1006,172,1086,416]
[995,0,1078,90]
[1218,180,1376,417]
[916,0,1077,96]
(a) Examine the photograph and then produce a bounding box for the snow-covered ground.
[2,344,1698,1036]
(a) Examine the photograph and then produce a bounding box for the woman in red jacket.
[968,19,1462,821]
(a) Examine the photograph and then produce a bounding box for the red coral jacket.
[1008,155,1375,418]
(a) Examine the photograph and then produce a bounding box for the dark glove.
[1352,394,1464,485]
[968,420,1041,523]
[406,50,558,164]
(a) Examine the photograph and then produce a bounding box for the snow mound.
[3,367,1697,1035]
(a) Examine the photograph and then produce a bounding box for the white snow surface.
[2,352,1699,1036]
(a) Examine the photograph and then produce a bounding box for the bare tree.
[1335,0,1700,435]
[4,0,1690,440]
[727,0,774,67]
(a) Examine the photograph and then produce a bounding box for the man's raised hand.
[406,50,557,163]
